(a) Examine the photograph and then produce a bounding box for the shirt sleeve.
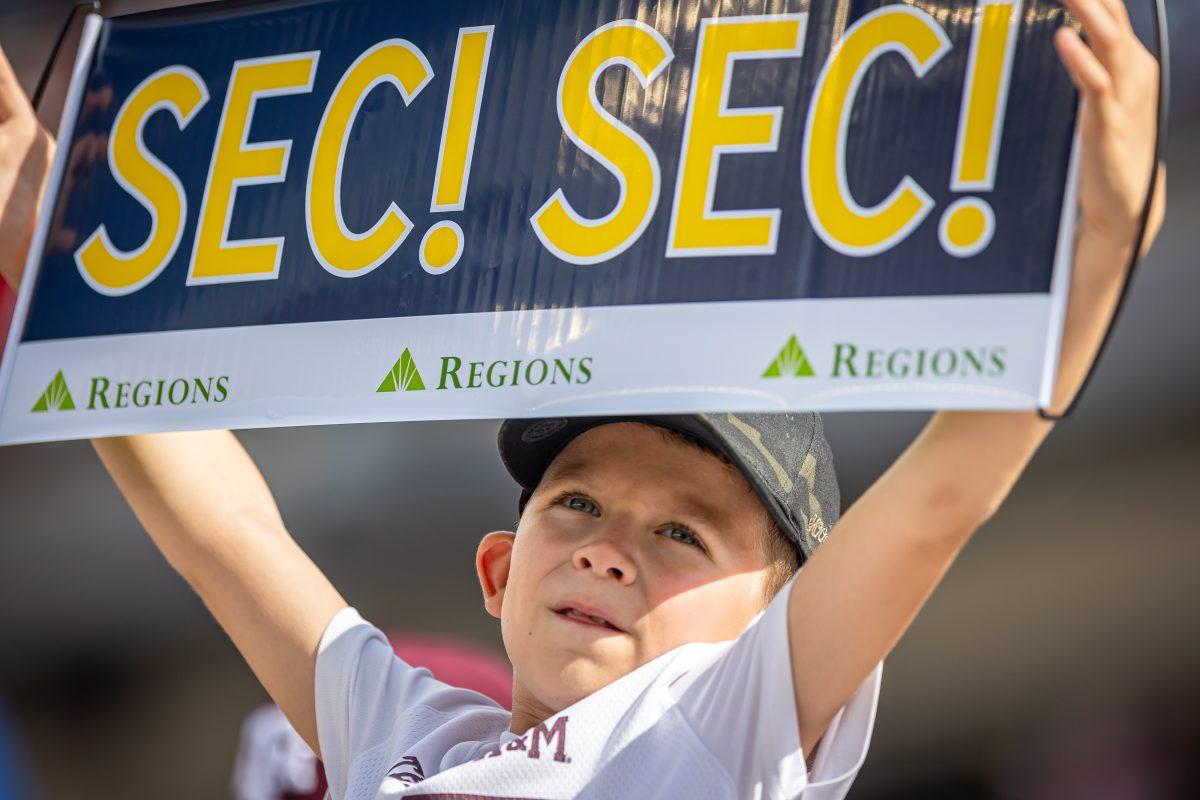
[669,571,882,799]
[314,607,508,800]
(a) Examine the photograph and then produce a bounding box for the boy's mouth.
[553,604,625,632]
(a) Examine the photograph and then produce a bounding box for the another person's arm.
[0,47,343,757]
[786,0,1168,759]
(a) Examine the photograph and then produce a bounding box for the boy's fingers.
[1094,0,1133,31]
[1061,0,1122,28]
[1054,27,1113,97]
[0,46,31,121]
[1059,0,1125,70]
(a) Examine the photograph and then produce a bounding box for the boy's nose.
[572,539,637,585]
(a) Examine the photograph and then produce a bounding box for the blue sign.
[0,0,1082,444]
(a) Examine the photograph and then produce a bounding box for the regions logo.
[376,348,426,393]
[376,347,592,393]
[31,370,231,413]
[31,370,76,413]
[762,335,816,379]
[89,375,230,408]
[831,343,1006,379]
[758,338,1009,382]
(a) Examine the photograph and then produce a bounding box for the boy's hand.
[1056,0,1166,252]
[0,45,55,293]
[1048,0,1167,415]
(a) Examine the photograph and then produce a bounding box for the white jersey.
[315,570,881,799]
[232,703,321,800]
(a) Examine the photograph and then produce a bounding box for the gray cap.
[496,412,839,563]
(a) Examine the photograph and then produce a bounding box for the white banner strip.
[1,294,1050,444]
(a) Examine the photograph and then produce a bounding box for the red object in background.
[387,631,513,712]
[0,284,15,363]
[233,629,513,800]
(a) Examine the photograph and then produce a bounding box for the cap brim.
[499,415,720,494]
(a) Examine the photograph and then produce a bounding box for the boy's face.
[476,422,778,715]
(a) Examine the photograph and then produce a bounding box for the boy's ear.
[476,530,516,620]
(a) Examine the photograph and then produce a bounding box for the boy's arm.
[786,0,1167,760]
[0,47,343,757]
[92,434,346,758]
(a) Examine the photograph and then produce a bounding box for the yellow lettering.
[666,15,805,257]
[431,26,494,212]
[75,67,207,295]
[306,40,432,276]
[530,20,672,265]
[802,6,949,256]
[953,0,1020,189]
[188,52,318,284]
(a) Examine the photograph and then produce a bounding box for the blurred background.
[0,0,1197,798]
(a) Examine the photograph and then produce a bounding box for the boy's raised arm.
[785,0,1168,761]
[0,46,343,757]
[91,434,347,757]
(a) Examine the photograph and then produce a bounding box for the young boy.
[0,0,1167,796]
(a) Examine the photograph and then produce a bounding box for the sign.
[0,0,1081,444]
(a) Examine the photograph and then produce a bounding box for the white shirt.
[232,703,321,800]
[315,570,882,799]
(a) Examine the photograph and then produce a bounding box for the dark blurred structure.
[0,1,1197,798]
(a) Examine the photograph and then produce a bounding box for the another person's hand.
[0,45,55,293]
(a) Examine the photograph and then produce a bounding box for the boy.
[0,0,1167,796]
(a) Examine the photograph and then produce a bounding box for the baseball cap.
[496,413,839,563]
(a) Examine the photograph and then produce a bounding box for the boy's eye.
[663,525,704,550]
[565,495,599,516]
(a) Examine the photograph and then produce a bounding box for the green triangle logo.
[762,335,816,378]
[377,348,426,392]
[31,370,76,412]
